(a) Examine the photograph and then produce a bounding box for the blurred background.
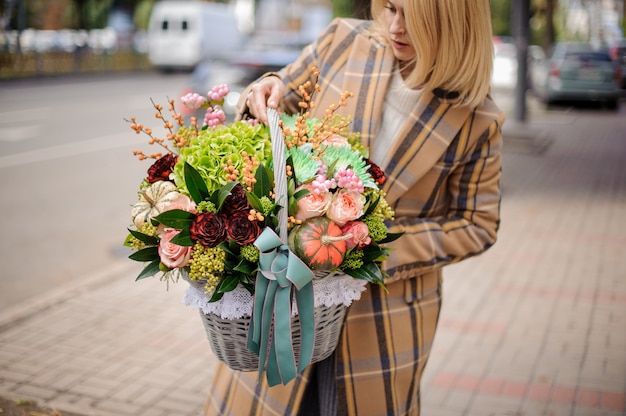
[0,1,625,415]
[1,0,625,81]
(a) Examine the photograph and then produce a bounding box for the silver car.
[530,42,621,110]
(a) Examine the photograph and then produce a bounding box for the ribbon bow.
[247,227,316,386]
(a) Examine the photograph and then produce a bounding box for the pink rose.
[342,221,372,249]
[295,184,332,221]
[322,134,350,148]
[326,189,365,226]
[156,193,197,235]
[158,228,192,268]
[162,193,197,213]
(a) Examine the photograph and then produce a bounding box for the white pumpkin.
[131,181,180,228]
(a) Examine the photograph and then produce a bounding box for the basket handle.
[267,108,288,244]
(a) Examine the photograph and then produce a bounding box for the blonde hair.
[371,0,494,108]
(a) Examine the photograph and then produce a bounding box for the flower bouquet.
[124,72,402,385]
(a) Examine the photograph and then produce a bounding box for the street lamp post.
[512,0,530,123]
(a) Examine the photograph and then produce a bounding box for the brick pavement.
[0,95,625,416]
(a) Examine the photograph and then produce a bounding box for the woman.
[205,1,504,415]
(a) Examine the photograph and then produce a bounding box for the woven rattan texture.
[200,297,346,372]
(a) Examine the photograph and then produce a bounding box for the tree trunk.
[42,0,69,29]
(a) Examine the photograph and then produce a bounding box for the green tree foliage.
[491,0,512,37]
[491,0,562,51]
[332,0,370,18]
[134,0,156,30]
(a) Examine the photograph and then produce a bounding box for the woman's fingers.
[246,77,284,124]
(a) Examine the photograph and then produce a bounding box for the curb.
[502,121,554,155]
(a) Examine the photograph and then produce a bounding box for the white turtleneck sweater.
[371,69,423,164]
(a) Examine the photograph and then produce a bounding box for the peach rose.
[342,221,371,249]
[158,228,192,268]
[322,134,350,148]
[295,184,332,221]
[326,189,365,226]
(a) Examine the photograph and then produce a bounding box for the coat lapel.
[378,90,473,204]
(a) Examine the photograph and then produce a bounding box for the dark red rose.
[147,153,178,184]
[221,183,250,216]
[190,212,227,247]
[365,159,386,186]
[225,214,261,245]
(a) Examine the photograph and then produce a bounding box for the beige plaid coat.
[204,18,505,416]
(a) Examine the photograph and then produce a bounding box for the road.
[0,70,213,311]
[0,72,624,313]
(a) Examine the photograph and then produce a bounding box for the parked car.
[147,1,244,71]
[491,42,518,89]
[530,42,621,110]
[491,42,542,90]
[609,40,626,89]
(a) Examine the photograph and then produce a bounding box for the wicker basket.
[199,276,347,371]
[195,108,351,373]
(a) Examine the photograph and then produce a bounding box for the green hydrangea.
[173,121,271,195]
[196,200,217,213]
[369,190,395,220]
[241,244,259,263]
[362,215,387,243]
[341,249,364,270]
[259,196,274,216]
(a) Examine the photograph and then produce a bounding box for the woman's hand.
[245,76,285,124]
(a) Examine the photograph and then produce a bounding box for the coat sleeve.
[383,116,504,282]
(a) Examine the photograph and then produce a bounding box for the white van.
[147,1,244,71]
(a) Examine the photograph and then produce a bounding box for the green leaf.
[288,175,295,194]
[218,240,238,257]
[363,193,380,216]
[127,229,159,245]
[213,181,238,211]
[207,273,241,302]
[135,259,162,280]
[209,291,224,302]
[253,163,273,197]
[247,190,264,212]
[241,280,255,294]
[361,245,387,262]
[233,259,256,275]
[287,177,300,216]
[129,246,159,262]
[184,162,210,203]
[343,262,385,286]
[377,231,404,244]
[154,209,195,229]
[217,274,240,294]
[293,188,310,201]
[170,228,194,246]
[268,216,279,230]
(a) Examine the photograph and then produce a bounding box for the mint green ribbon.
[247,227,315,386]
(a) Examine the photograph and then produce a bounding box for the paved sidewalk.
[1,97,625,416]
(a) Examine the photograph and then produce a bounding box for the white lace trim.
[182,273,368,320]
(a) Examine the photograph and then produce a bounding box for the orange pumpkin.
[289,217,348,270]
